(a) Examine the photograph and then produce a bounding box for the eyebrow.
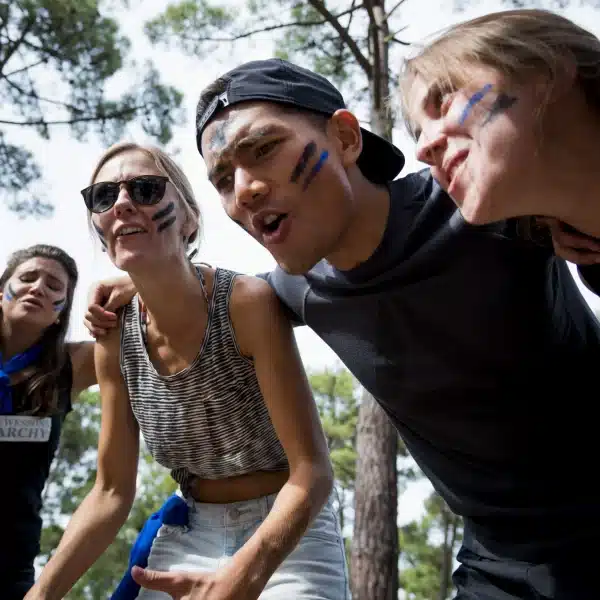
[20,269,65,287]
[410,82,446,140]
[207,124,284,184]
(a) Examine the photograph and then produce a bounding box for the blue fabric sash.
[0,344,42,414]
[111,494,189,599]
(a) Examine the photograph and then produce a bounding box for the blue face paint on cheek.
[482,93,518,126]
[152,201,177,233]
[302,150,329,191]
[4,283,16,302]
[52,298,66,312]
[290,142,317,183]
[459,83,493,125]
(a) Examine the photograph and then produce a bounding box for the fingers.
[131,566,189,597]
[104,290,129,313]
[540,218,600,265]
[84,305,118,338]
[87,282,109,307]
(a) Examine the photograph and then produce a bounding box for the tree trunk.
[351,389,398,600]
[439,507,459,600]
[350,3,399,599]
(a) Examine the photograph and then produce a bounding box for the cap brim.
[358,128,405,184]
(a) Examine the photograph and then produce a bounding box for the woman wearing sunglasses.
[27,142,348,600]
[1,244,96,599]
[398,8,600,275]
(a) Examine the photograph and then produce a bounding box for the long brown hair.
[0,244,78,415]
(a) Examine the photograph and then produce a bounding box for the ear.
[328,109,363,168]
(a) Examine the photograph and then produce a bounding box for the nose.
[416,126,447,167]
[112,184,136,217]
[233,168,269,215]
[28,278,45,297]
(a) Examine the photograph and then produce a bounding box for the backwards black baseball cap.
[196,58,405,183]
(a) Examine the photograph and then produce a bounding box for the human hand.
[84,276,135,337]
[538,218,600,265]
[131,565,260,600]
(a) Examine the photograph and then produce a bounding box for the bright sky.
[2,0,600,527]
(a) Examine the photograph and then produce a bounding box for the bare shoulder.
[230,273,280,314]
[229,274,285,358]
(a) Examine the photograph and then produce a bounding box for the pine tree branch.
[0,13,36,75]
[0,107,138,127]
[171,5,363,44]
[385,0,409,20]
[307,0,372,77]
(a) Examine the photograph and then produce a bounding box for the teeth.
[263,214,279,226]
[118,227,144,236]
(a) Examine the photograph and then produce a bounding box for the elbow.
[291,457,334,513]
[318,460,335,502]
[92,477,136,517]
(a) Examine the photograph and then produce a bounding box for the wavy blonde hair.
[399,9,600,136]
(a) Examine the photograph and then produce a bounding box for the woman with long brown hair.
[1,244,96,599]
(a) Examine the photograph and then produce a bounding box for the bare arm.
[223,276,333,593]
[67,341,97,397]
[26,325,140,600]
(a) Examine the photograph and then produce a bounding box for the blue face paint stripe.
[303,150,329,191]
[290,142,317,183]
[157,216,176,233]
[151,201,175,222]
[4,283,16,301]
[459,83,493,125]
[52,298,65,312]
[482,93,518,126]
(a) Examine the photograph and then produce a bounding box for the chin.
[113,251,145,274]
[275,254,320,276]
[457,193,497,226]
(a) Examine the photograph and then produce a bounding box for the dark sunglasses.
[81,175,169,214]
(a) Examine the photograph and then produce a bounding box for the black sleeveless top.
[0,356,73,570]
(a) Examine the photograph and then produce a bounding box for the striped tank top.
[119,267,288,493]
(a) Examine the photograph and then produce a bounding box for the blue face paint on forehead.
[459,83,493,125]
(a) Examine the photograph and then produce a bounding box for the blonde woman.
[399,8,600,274]
[27,143,349,600]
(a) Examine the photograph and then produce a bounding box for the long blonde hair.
[399,9,600,135]
[88,142,202,254]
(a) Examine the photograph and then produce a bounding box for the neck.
[533,92,600,238]
[325,170,391,271]
[129,255,206,336]
[1,319,43,361]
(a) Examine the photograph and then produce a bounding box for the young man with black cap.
[87,59,600,599]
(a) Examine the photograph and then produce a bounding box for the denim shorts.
[139,492,350,599]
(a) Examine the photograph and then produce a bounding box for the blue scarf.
[0,344,42,414]
[111,494,189,600]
